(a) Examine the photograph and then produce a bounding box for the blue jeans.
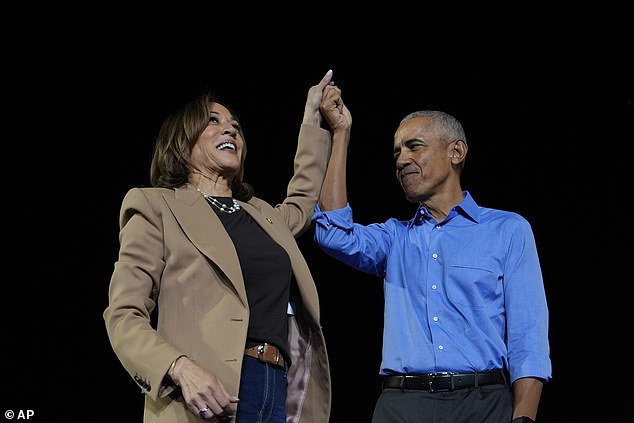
[235,355,288,423]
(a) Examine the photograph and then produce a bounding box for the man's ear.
[450,139,468,164]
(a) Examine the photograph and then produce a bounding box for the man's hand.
[320,84,352,132]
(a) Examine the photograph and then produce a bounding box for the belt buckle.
[428,372,451,392]
[256,344,266,362]
[257,343,282,367]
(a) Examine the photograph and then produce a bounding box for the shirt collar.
[410,190,480,226]
[457,191,480,223]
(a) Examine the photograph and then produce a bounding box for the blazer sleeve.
[275,124,331,237]
[103,188,184,401]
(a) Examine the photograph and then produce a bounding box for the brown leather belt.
[244,343,285,368]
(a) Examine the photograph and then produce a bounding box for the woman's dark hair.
[149,91,253,201]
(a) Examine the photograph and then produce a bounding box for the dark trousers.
[372,384,513,423]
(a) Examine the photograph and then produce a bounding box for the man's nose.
[396,152,411,169]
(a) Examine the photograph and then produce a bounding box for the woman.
[104,70,336,422]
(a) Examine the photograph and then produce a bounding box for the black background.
[3,5,632,422]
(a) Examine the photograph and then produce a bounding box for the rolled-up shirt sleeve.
[313,203,390,276]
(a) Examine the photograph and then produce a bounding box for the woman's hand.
[170,356,240,420]
[302,69,334,126]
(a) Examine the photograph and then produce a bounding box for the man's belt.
[382,370,508,392]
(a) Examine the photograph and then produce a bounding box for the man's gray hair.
[400,110,466,145]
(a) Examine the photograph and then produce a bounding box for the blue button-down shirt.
[312,191,551,383]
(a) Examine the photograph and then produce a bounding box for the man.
[315,90,551,423]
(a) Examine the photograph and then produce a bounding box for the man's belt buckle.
[428,372,452,392]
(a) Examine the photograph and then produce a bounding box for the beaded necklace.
[196,187,241,214]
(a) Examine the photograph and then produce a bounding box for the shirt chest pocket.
[445,259,503,308]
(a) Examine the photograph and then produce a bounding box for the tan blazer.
[104,124,332,423]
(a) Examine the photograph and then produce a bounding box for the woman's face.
[190,102,245,180]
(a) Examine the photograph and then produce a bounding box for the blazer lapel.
[165,186,248,306]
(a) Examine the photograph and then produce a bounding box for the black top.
[206,197,292,362]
